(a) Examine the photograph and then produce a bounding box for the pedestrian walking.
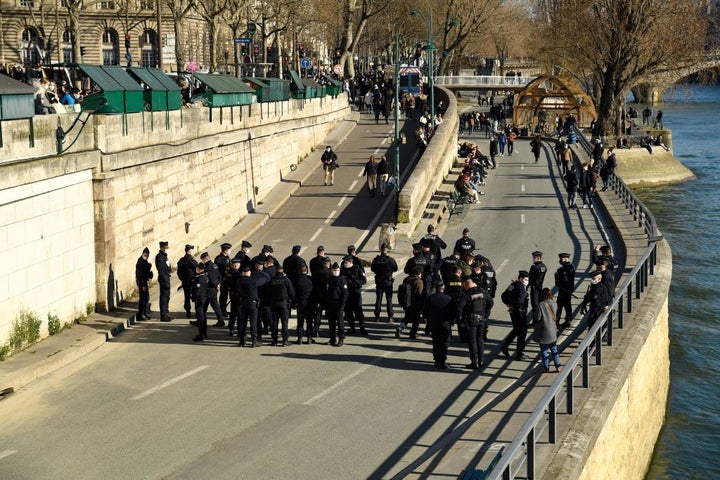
[500,270,530,360]
[362,155,379,196]
[424,281,454,369]
[533,288,563,372]
[321,146,338,186]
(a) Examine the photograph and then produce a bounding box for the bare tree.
[194,0,229,71]
[335,0,394,77]
[536,0,708,136]
[165,0,196,73]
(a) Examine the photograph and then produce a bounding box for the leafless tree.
[536,0,708,137]
[165,0,196,73]
[194,0,229,71]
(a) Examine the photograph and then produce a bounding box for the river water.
[634,84,720,478]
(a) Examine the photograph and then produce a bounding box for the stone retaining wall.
[0,95,350,342]
[397,87,458,231]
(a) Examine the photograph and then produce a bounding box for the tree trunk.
[594,66,616,138]
[174,18,184,74]
[208,22,218,72]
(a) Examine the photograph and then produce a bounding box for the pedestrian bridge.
[434,75,536,91]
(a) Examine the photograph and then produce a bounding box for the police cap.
[532,251,543,257]
[462,227,470,234]
[196,262,205,270]
[142,247,150,255]
[200,252,210,259]
[518,270,530,278]
[331,262,340,269]
[380,242,389,250]
[343,255,354,262]
[159,241,169,248]
[231,258,242,264]
[221,243,232,250]
[590,270,603,277]
[241,240,252,249]
[347,245,356,253]
[600,246,612,253]
[241,265,251,272]
[317,245,325,252]
[262,245,274,253]
[559,253,571,259]
[254,257,265,265]
[412,242,422,250]
[185,244,195,251]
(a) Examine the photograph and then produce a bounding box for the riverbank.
[615,147,696,187]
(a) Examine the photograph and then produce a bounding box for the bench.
[447,190,468,217]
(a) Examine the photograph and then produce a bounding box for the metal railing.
[435,76,535,88]
[480,127,663,480]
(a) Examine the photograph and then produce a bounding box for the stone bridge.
[631,51,720,104]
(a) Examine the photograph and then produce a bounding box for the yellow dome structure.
[512,75,597,132]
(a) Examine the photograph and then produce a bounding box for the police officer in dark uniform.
[268,266,295,346]
[456,277,493,370]
[371,243,398,322]
[424,281,454,369]
[177,244,198,318]
[421,224,447,259]
[135,247,153,320]
[404,243,429,277]
[200,252,226,327]
[593,245,617,285]
[292,264,314,344]
[471,259,497,341]
[326,262,349,346]
[215,243,232,315]
[420,239,440,295]
[500,270,530,360]
[155,241,172,321]
[595,259,615,295]
[282,245,307,283]
[554,253,576,328]
[581,270,611,330]
[310,256,332,338]
[235,264,270,347]
[453,227,476,258]
[190,263,209,341]
[528,251,547,324]
[443,266,466,342]
[258,249,278,338]
[232,240,253,270]
[440,251,461,283]
[309,245,328,276]
[341,255,367,335]
[345,245,366,275]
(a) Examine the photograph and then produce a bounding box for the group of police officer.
[135,230,616,370]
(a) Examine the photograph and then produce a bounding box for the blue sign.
[125,52,132,60]
[233,38,252,44]
[300,58,311,69]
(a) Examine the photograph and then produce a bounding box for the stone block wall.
[0,169,97,343]
[398,87,459,229]
[0,94,350,341]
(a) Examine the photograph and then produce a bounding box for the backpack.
[397,276,415,309]
[501,282,516,306]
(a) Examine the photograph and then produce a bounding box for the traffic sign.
[300,58,311,69]
[234,38,252,44]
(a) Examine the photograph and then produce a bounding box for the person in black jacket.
[581,270,611,330]
[177,244,198,318]
[371,243,398,323]
[235,265,270,347]
[341,255,367,335]
[326,263,349,346]
[456,277,493,370]
[310,256,332,339]
[376,155,393,196]
[268,267,295,346]
[191,263,209,342]
[500,270,530,360]
[214,243,232,316]
[282,245,307,284]
[555,253,576,328]
[530,134,542,163]
[321,146,338,186]
[155,241,172,321]
[200,252,226,328]
[292,265,314,344]
[565,165,580,209]
[528,251,547,324]
[424,281,454,369]
[135,247,153,320]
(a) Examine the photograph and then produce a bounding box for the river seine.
[635,84,720,479]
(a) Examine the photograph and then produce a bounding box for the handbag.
[387,176,395,189]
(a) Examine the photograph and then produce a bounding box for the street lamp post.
[411,8,436,128]
[394,34,401,217]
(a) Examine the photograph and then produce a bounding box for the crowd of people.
[134,219,617,373]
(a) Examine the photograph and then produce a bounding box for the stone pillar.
[93,171,116,312]
[631,84,666,105]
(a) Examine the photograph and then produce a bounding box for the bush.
[86,302,95,315]
[8,309,42,352]
[0,344,9,361]
[48,313,61,336]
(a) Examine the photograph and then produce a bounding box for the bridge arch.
[513,75,596,130]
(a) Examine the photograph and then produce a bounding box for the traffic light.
[241,45,247,56]
[253,44,259,56]
[298,44,305,57]
[125,34,130,50]
[267,46,276,64]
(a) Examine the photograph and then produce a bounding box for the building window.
[61,29,73,63]
[99,0,115,8]
[21,28,40,67]
[19,0,35,7]
[102,28,119,65]
[140,29,156,67]
[139,0,153,9]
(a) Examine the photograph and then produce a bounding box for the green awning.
[0,74,35,120]
[288,70,305,92]
[127,67,169,91]
[78,64,144,114]
[244,77,269,88]
[0,75,36,95]
[322,75,343,87]
[193,73,256,93]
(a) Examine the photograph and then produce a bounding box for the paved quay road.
[0,123,619,479]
